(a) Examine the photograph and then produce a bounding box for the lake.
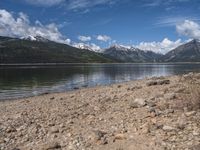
[0,63,200,100]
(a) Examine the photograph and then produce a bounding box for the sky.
[1,0,200,53]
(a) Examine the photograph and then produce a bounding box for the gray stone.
[185,111,196,117]
[146,79,170,86]
[164,93,176,100]
[146,101,156,107]
[41,142,61,150]
[50,127,59,134]
[130,98,146,108]
[164,109,174,114]
[162,125,176,132]
[146,80,158,86]
[93,130,107,141]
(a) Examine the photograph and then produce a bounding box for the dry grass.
[188,84,200,110]
[174,83,200,111]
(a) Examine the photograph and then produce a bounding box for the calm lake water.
[0,63,200,100]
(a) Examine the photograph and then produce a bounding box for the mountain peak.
[190,39,200,44]
[163,38,200,62]
[110,44,131,50]
[22,35,50,42]
[73,43,102,53]
[34,36,50,42]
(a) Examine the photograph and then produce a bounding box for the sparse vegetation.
[0,36,115,63]
[174,74,200,111]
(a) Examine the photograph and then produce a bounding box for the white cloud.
[24,0,64,7]
[78,35,91,42]
[0,9,71,44]
[176,20,200,39]
[24,0,118,9]
[135,38,183,54]
[67,0,117,10]
[144,0,191,7]
[155,16,200,27]
[97,35,111,42]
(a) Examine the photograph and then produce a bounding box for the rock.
[41,142,61,150]
[193,131,199,136]
[50,97,55,100]
[182,73,193,80]
[189,144,200,150]
[146,79,170,86]
[117,85,122,88]
[73,87,79,90]
[157,80,170,85]
[50,127,59,134]
[100,137,108,145]
[185,111,196,117]
[93,130,107,141]
[12,148,20,150]
[162,126,176,132]
[164,109,174,115]
[175,88,185,93]
[129,102,139,109]
[131,98,146,108]
[146,80,158,86]
[146,101,156,107]
[148,107,156,113]
[176,116,187,130]
[114,134,126,141]
[155,110,162,116]
[164,93,176,100]
[131,86,142,90]
[0,139,5,144]
[141,126,150,134]
[6,126,16,133]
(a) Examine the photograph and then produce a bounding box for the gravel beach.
[0,72,200,150]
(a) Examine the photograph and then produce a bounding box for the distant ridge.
[103,45,163,62]
[163,39,200,62]
[0,36,200,63]
[0,36,115,63]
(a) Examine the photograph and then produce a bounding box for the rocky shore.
[0,72,200,150]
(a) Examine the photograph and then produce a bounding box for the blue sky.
[1,0,200,53]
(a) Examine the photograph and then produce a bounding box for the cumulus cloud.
[97,35,111,42]
[78,35,91,42]
[0,9,70,44]
[24,0,65,7]
[135,38,183,54]
[176,20,200,39]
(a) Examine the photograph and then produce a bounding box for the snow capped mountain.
[109,44,131,51]
[103,44,163,62]
[74,43,92,50]
[21,35,50,42]
[105,44,146,52]
[73,43,103,53]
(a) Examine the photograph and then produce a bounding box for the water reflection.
[0,63,200,100]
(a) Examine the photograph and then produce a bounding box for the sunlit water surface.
[0,63,200,100]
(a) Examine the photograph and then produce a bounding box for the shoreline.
[1,62,200,67]
[0,73,200,149]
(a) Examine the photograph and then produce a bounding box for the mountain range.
[0,36,200,64]
[103,45,162,62]
[162,39,200,62]
[0,36,114,63]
